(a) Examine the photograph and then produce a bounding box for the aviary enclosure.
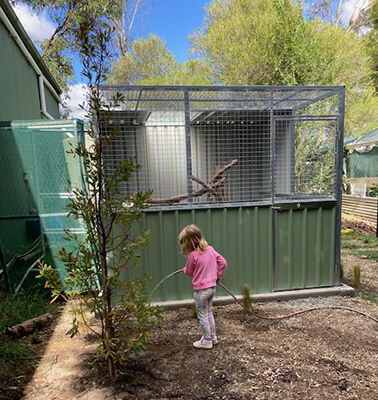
[100,85,345,303]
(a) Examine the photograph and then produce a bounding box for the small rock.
[338,378,348,391]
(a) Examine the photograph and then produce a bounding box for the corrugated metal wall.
[342,195,377,224]
[115,203,337,302]
[275,205,336,290]
[116,206,273,301]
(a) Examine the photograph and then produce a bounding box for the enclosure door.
[274,203,337,290]
[272,116,340,291]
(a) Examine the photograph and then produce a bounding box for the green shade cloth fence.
[347,128,378,179]
[0,120,85,293]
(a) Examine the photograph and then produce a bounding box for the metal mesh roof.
[100,85,342,112]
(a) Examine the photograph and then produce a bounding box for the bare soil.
[18,298,377,399]
[342,214,376,236]
[4,228,378,400]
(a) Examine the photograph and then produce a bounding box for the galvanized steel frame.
[100,84,343,211]
[335,87,346,285]
[101,84,343,91]
[100,85,345,290]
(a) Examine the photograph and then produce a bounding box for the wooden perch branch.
[149,178,227,205]
[210,159,238,185]
[149,159,238,205]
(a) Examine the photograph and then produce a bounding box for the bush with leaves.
[191,0,377,136]
[294,121,336,196]
[39,22,162,379]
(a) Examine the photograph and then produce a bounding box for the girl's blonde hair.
[178,224,208,256]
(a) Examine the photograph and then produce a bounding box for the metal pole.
[334,87,345,286]
[270,90,277,291]
[184,90,193,205]
[0,239,11,294]
[290,111,295,194]
[376,198,378,238]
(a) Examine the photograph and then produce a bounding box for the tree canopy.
[108,35,212,85]
[14,0,377,135]
[190,0,377,135]
[13,0,149,91]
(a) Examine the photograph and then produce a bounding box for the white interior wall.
[104,111,293,203]
[275,120,292,195]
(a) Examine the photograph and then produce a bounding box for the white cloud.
[67,84,88,120]
[343,0,369,25]
[12,4,55,42]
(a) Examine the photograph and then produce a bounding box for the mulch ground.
[3,223,377,400]
[13,293,377,400]
[342,214,376,236]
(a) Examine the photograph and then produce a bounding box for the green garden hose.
[151,269,378,324]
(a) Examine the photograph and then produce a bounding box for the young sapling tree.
[242,283,253,313]
[353,265,361,288]
[39,20,162,379]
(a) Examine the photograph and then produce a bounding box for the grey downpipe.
[38,75,54,120]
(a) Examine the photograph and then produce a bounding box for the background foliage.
[191,0,377,136]
[14,0,377,137]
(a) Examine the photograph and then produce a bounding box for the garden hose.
[151,269,378,324]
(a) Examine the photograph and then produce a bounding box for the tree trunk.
[100,246,116,378]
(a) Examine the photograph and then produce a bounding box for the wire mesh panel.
[274,117,338,200]
[99,86,342,209]
[101,110,189,204]
[191,110,271,203]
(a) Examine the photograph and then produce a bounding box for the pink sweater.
[183,246,227,290]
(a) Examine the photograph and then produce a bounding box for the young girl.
[179,224,227,349]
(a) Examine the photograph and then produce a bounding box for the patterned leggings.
[194,287,216,341]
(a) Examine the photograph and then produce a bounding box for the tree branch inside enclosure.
[148,159,238,205]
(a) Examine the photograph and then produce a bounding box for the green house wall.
[0,16,60,120]
[44,85,60,118]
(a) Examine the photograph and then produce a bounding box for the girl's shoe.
[200,335,218,345]
[193,337,213,349]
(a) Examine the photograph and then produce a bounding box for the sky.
[141,0,209,63]
[12,0,210,117]
[12,0,368,118]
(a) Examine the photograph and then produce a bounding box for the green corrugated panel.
[275,206,336,290]
[116,206,273,302]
